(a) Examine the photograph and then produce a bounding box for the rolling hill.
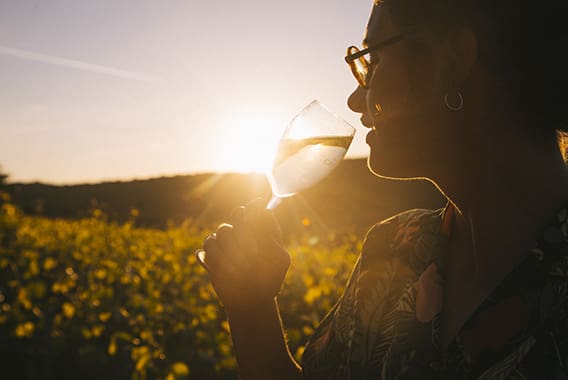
[4,159,446,235]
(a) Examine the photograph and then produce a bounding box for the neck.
[434,119,568,285]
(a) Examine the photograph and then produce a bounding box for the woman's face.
[348,4,457,180]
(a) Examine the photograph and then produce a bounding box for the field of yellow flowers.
[0,194,359,379]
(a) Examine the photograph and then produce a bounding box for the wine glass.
[195,100,355,267]
[266,100,355,209]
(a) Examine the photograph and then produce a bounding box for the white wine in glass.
[266,101,355,208]
[196,100,355,266]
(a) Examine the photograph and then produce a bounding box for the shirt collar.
[436,199,568,275]
[440,201,456,239]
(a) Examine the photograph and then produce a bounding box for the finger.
[238,199,280,239]
[215,223,237,252]
[202,233,237,273]
[233,223,259,260]
[215,224,253,272]
[202,234,220,269]
[232,206,282,265]
[235,221,288,274]
[228,206,245,226]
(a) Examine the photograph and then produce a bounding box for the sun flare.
[216,113,283,174]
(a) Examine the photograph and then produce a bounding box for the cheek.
[365,58,424,158]
[406,43,441,96]
[366,57,412,124]
[364,48,456,178]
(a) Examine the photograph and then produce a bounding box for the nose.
[347,85,366,114]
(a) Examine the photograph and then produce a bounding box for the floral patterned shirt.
[302,202,568,379]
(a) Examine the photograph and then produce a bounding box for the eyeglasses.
[345,34,406,89]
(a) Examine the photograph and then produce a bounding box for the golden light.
[216,112,283,173]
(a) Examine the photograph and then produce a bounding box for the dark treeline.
[4,159,445,235]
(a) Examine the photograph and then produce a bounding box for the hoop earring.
[444,91,464,111]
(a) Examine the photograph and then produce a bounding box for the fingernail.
[195,249,208,270]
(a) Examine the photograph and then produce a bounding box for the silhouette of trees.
[0,165,7,187]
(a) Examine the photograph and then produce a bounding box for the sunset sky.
[1,0,373,184]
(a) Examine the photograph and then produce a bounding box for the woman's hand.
[198,201,290,311]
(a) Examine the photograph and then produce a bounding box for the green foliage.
[0,202,358,379]
[0,166,7,187]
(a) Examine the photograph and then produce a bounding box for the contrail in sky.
[0,45,160,82]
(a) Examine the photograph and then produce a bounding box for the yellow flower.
[43,258,57,271]
[62,302,75,318]
[91,325,104,337]
[17,288,32,310]
[171,362,190,377]
[94,268,107,280]
[15,322,34,337]
[99,312,112,322]
[107,341,117,356]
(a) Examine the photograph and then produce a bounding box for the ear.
[445,26,478,89]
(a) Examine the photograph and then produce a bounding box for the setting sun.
[215,113,283,174]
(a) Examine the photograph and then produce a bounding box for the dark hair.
[381,0,568,135]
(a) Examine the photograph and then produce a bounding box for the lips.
[360,115,373,129]
[366,129,377,145]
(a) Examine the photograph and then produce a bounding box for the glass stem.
[266,196,282,210]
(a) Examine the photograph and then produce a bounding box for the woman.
[199,0,568,378]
